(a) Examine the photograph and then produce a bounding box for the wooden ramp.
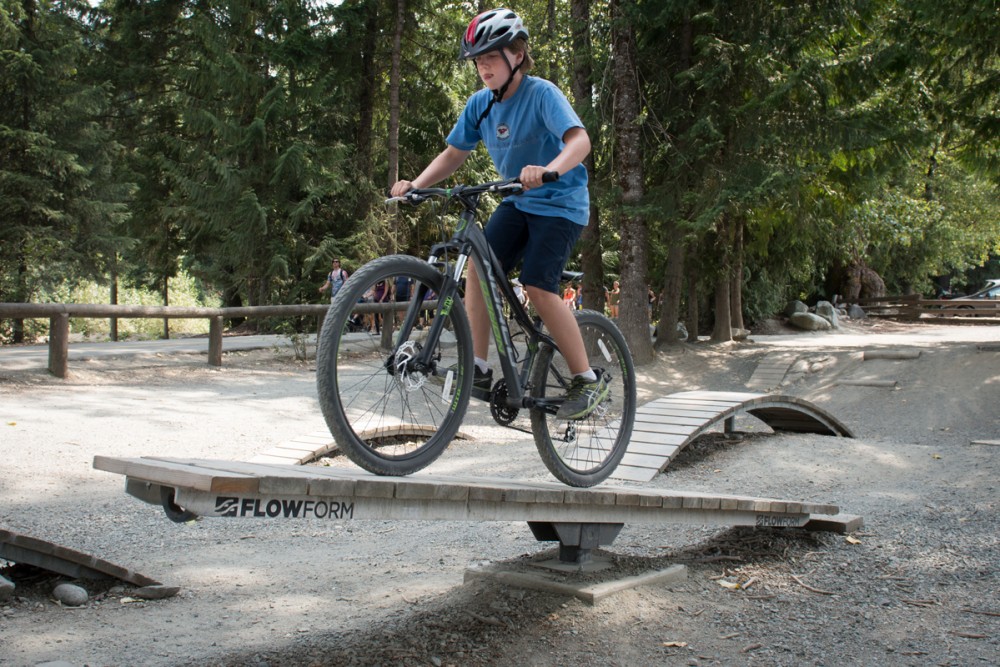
[93,456,852,562]
[746,352,797,390]
[611,390,853,483]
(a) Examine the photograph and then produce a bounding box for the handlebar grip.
[542,171,560,183]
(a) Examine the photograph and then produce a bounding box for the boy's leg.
[518,212,608,419]
[464,262,491,363]
[469,202,530,364]
[525,286,590,375]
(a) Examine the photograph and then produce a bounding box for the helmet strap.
[474,51,522,131]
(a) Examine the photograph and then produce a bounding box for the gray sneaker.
[555,370,609,420]
[431,365,492,401]
[471,366,493,401]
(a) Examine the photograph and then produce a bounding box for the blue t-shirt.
[447,76,589,226]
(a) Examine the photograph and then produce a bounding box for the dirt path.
[1,320,998,666]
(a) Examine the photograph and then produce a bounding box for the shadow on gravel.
[202,528,836,667]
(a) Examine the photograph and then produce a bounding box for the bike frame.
[393,184,562,412]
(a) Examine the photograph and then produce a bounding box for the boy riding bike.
[391,8,606,420]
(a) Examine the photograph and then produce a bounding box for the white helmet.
[460,8,528,60]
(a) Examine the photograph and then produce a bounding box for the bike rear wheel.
[316,255,474,476]
[529,310,636,487]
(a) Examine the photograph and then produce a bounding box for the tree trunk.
[162,274,170,340]
[656,228,685,345]
[611,0,654,364]
[710,217,733,343]
[13,243,28,343]
[353,0,379,222]
[730,216,745,333]
[543,0,558,87]
[570,0,604,312]
[686,251,699,341]
[711,267,731,343]
[656,10,694,347]
[110,271,119,342]
[387,0,406,253]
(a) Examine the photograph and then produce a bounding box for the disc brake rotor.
[393,340,428,391]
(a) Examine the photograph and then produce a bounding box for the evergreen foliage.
[0,0,996,347]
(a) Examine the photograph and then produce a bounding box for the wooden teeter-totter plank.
[610,391,852,483]
[92,455,840,528]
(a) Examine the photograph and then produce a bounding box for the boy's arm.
[391,145,471,197]
[520,127,591,189]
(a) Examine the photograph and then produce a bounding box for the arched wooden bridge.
[248,390,852,485]
[609,390,853,483]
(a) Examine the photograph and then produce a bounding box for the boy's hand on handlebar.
[390,180,415,198]
[518,166,559,190]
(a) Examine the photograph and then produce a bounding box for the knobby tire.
[529,310,636,487]
[315,255,474,476]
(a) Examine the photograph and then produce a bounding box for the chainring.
[489,379,520,426]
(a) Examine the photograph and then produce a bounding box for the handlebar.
[385,171,560,206]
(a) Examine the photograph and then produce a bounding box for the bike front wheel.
[315,255,474,476]
[529,310,636,487]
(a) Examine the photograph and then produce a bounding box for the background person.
[319,259,349,303]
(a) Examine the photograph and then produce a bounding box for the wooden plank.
[862,349,921,360]
[719,497,739,511]
[267,445,326,457]
[93,456,258,494]
[393,479,469,502]
[653,398,741,409]
[0,529,161,587]
[636,407,720,419]
[153,459,313,496]
[676,390,765,401]
[284,434,335,445]
[634,414,706,427]
[836,380,898,388]
[622,442,679,458]
[188,460,359,496]
[626,431,688,446]
[632,423,700,436]
[619,452,672,469]
[249,453,308,465]
[610,466,658,483]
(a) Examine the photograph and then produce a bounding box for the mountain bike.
[315,175,636,487]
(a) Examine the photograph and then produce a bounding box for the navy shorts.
[484,201,584,294]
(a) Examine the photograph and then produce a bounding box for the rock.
[788,312,832,331]
[784,300,808,317]
[815,301,840,329]
[132,585,181,600]
[0,574,13,600]
[52,582,88,607]
[847,304,867,319]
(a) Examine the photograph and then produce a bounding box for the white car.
[950,278,1000,301]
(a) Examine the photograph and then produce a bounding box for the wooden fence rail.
[842,294,1000,320]
[0,301,430,378]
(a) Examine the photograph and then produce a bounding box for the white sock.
[475,357,490,374]
[575,369,597,382]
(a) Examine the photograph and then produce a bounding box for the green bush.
[13,272,220,343]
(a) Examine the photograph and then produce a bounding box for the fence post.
[208,316,223,366]
[48,313,69,378]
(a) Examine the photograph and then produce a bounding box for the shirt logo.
[496,124,511,141]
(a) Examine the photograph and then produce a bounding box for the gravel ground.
[1,318,998,667]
